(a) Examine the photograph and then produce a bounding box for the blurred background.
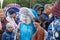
[0,0,55,8]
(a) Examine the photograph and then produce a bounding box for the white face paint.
[26,16,31,24]
[20,14,31,24]
[19,7,35,24]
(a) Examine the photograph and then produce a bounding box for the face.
[33,20,40,29]
[26,16,31,24]
[37,9,41,15]
[0,13,5,20]
[45,5,53,15]
[46,8,51,15]
[10,13,16,18]
[20,14,31,24]
[7,27,13,32]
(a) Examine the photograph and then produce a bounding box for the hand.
[33,22,41,29]
[34,22,40,27]
[0,28,2,30]
[15,32,19,37]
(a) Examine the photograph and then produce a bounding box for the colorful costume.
[18,7,38,40]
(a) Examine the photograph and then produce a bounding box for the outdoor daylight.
[1,0,60,40]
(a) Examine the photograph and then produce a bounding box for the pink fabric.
[6,16,17,29]
[51,0,60,17]
[0,21,2,29]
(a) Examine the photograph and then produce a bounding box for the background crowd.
[0,0,60,40]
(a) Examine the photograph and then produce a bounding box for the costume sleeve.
[47,23,53,40]
[31,31,37,40]
[44,30,48,40]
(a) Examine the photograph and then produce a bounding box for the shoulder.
[52,19,60,26]
[41,13,48,20]
[2,31,7,36]
[41,13,45,16]
[12,32,15,35]
[17,22,27,29]
[48,19,60,29]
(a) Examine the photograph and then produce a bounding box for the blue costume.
[41,13,54,30]
[19,22,36,40]
[47,0,60,40]
[2,30,15,40]
[30,9,38,17]
[48,17,60,40]
[18,8,38,40]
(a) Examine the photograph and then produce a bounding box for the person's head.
[9,9,16,18]
[38,16,46,28]
[33,4,44,15]
[44,4,53,15]
[0,9,5,20]
[33,17,41,29]
[6,23,13,32]
[20,14,31,24]
[33,16,46,29]
[20,7,35,24]
[20,8,31,24]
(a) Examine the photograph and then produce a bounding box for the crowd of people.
[0,0,60,40]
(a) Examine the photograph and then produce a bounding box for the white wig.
[19,7,35,20]
[6,23,13,29]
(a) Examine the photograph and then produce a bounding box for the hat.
[19,7,35,20]
[6,23,13,29]
[9,9,16,15]
[33,4,44,11]
[51,0,60,17]
[29,9,38,17]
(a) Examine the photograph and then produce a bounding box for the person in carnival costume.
[48,0,60,40]
[18,7,38,40]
